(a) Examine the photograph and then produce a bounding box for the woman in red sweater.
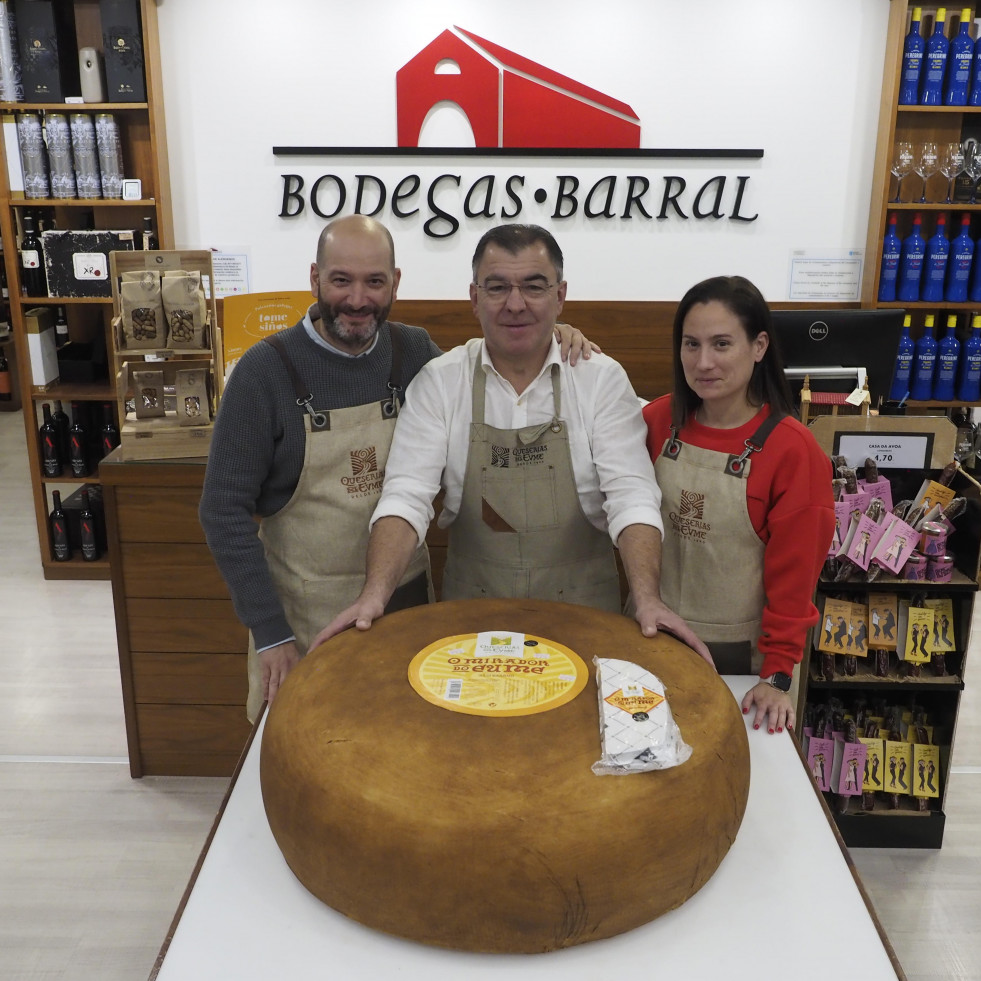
[644,276,834,734]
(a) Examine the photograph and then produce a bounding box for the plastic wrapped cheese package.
[591,657,692,775]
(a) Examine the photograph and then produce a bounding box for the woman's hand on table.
[742,682,795,734]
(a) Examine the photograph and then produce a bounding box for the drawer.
[135,703,252,777]
[114,485,208,544]
[127,598,248,653]
[120,543,230,599]
[132,651,248,704]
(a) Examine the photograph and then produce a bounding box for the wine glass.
[890,141,914,202]
[915,142,939,203]
[941,142,965,204]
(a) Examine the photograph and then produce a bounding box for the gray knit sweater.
[199,317,441,649]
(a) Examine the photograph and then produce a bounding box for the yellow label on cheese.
[408,630,588,716]
[604,686,665,717]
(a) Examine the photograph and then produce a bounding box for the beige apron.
[654,414,783,674]
[441,361,621,610]
[246,331,432,720]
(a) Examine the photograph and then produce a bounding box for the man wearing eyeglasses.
[309,223,710,661]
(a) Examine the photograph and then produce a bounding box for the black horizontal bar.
[272,146,764,160]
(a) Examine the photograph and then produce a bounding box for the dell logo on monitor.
[808,321,830,342]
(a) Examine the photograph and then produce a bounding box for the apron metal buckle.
[381,383,402,418]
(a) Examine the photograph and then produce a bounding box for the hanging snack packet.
[161,270,208,348]
[591,657,692,775]
[120,270,165,348]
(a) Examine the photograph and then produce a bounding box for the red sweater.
[644,396,835,677]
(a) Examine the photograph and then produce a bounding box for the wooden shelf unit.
[0,0,172,581]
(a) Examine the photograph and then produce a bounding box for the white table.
[150,678,904,980]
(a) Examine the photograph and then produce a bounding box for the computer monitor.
[768,308,906,411]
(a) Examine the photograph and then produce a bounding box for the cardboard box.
[24,306,59,386]
[13,0,79,101]
[41,230,136,298]
[100,0,145,101]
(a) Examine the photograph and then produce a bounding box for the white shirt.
[372,337,663,546]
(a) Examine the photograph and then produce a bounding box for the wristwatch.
[761,672,792,692]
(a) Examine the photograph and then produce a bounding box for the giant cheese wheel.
[260,598,750,953]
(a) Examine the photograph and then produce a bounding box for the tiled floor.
[0,407,979,980]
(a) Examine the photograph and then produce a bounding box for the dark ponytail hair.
[670,275,797,430]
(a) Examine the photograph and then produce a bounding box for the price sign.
[834,432,932,470]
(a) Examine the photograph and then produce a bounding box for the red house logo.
[397,27,641,150]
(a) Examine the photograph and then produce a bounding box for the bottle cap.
[904,314,912,327]
[913,6,922,17]
[937,213,947,224]
[937,7,947,21]
[926,314,936,327]
[974,314,981,328]
[948,314,958,327]
[962,8,971,21]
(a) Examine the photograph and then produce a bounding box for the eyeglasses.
[475,281,556,302]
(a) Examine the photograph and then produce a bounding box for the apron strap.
[264,334,329,430]
[382,323,403,419]
[724,411,786,477]
[472,358,563,438]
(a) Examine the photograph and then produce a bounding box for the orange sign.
[221,290,311,377]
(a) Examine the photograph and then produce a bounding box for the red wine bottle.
[79,488,99,561]
[19,214,47,297]
[39,402,62,476]
[51,399,70,463]
[50,490,72,561]
[99,402,120,456]
[69,401,90,477]
[0,347,11,402]
[141,216,158,251]
[54,306,69,349]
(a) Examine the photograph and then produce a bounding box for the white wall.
[155,0,890,301]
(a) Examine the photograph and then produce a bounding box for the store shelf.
[831,808,946,849]
[8,198,158,207]
[0,102,149,112]
[42,555,111,581]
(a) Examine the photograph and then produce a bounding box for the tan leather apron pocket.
[480,466,558,532]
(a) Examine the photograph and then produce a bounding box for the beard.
[316,287,393,352]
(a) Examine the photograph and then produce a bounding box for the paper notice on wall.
[211,250,251,299]
[788,249,864,301]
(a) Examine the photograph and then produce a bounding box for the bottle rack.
[0,0,172,580]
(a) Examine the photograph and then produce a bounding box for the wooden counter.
[100,453,251,777]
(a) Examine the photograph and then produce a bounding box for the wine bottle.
[79,488,99,561]
[141,216,158,251]
[944,8,973,104]
[878,214,902,301]
[900,7,926,104]
[51,398,70,463]
[0,347,11,401]
[921,213,950,301]
[50,490,71,561]
[888,315,916,402]
[910,316,938,400]
[99,402,120,456]
[0,260,8,299]
[54,306,69,349]
[920,8,950,105]
[945,213,974,301]
[39,402,61,476]
[69,400,90,478]
[18,214,46,297]
[897,212,927,301]
[933,314,961,400]
[956,313,981,401]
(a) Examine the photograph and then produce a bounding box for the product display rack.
[0,0,172,580]
[802,417,980,849]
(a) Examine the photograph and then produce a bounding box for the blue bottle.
[921,8,949,105]
[888,315,916,401]
[944,8,973,104]
[970,18,981,103]
[921,213,950,301]
[901,7,926,104]
[934,315,961,400]
[878,213,902,300]
[897,213,927,301]
[946,213,974,300]
[911,317,938,400]
[956,314,981,400]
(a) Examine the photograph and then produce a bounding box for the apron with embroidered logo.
[245,330,432,720]
[441,361,621,611]
[654,413,783,674]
